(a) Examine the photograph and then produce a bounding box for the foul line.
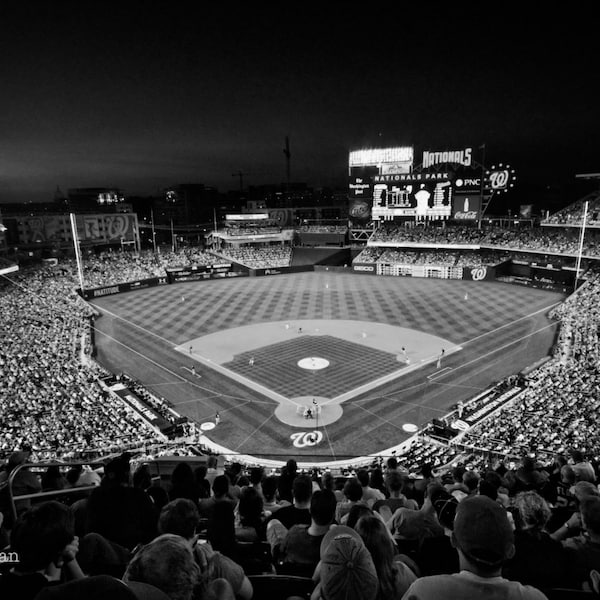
[234,413,277,452]
[459,301,561,348]
[94,327,247,402]
[92,304,178,347]
[435,321,558,379]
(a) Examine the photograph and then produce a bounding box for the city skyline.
[1,3,599,206]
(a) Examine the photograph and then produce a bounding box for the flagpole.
[151,208,157,253]
[574,200,589,292]
[477,143,486,230]
[70,213,85,291]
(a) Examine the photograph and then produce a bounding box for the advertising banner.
[352,262,377,274]
[112,386,173,433]
[80,276,168,299]
[452,193,481,220]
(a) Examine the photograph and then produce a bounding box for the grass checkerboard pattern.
[225,334,400,398]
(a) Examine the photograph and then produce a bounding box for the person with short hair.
[268,474,312,530]
[563,495,600,587]
[0,501,85,600]
[262,475,284,515]
[356,469,385,507]
[85,455,158,550]
[335,478,365,524]
[402,495,548,599]
[502,491,569,589]
[123,534,200,600]
[158,499,253,600]
[199,475,237,519]
[570,449,597,483]
[373,471,418,515]
[267,489,337,578]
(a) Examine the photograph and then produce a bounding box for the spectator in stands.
[0,450,41,525]
[355,515,417,599]
[123,533,200,600]
[85,454,157,550]
[570,449,597,483]
[277,458,298,503]
[268,474,312,529]
[0,501,85,600]
[373,471,418,516]
[193,466,211,500]
[335,478,364,524]
[205,456,224,488]
[225,463,243,501]
[416,490,459,576]
[312,526,378,600]
[454,469,479,502]
[402,495,548,600]
[234,486,266,542]
[368,468,387,499]
[269,489,337,576]
[41,465,67,492]
[508,456,550,495]
[562,495,600,587]
[262,475,284,515]
[133,464,169,513]
[346,504,374,530]
[356,469,385,507]
[157,499,253,600]
[248,467,264,499]
[386,483,445,557]
[321,471,344,502]
[503,491,569,589]
[413,463,437,506]
[199,475,237,519]
[169,463,200,506]
[207,502,237,561]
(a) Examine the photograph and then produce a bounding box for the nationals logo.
[471,267,487,281]
[290,431,323,448]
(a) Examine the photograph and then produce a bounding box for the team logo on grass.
[291,431,323,447]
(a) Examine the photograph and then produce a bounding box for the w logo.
[471,267,487,281]
[290,431,323,448]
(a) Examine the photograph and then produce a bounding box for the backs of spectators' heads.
[310,490,337,526]
[292,475,313,505]
[452,495,514,575]
[123,534,200,600]
[11,500,75,573]
[158,498,199,540]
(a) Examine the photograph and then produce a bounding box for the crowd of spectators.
[459,276,600,460]
[353,247,506,267]
[81,250,165,288]
[3,451,600,598]
[297,225,348,233]
[0,266,165,462]
[157,249,219,269]
[216,245,292,269]
[542,192,600,227]
[369,223,600,256]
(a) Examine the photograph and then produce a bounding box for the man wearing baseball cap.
[402,495,548,599]
[311,525,378,600]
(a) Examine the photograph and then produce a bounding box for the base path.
[175,319,459,427]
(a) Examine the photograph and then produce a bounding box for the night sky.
[1,3,599,206]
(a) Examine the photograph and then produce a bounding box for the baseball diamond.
[91,271,564,463]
